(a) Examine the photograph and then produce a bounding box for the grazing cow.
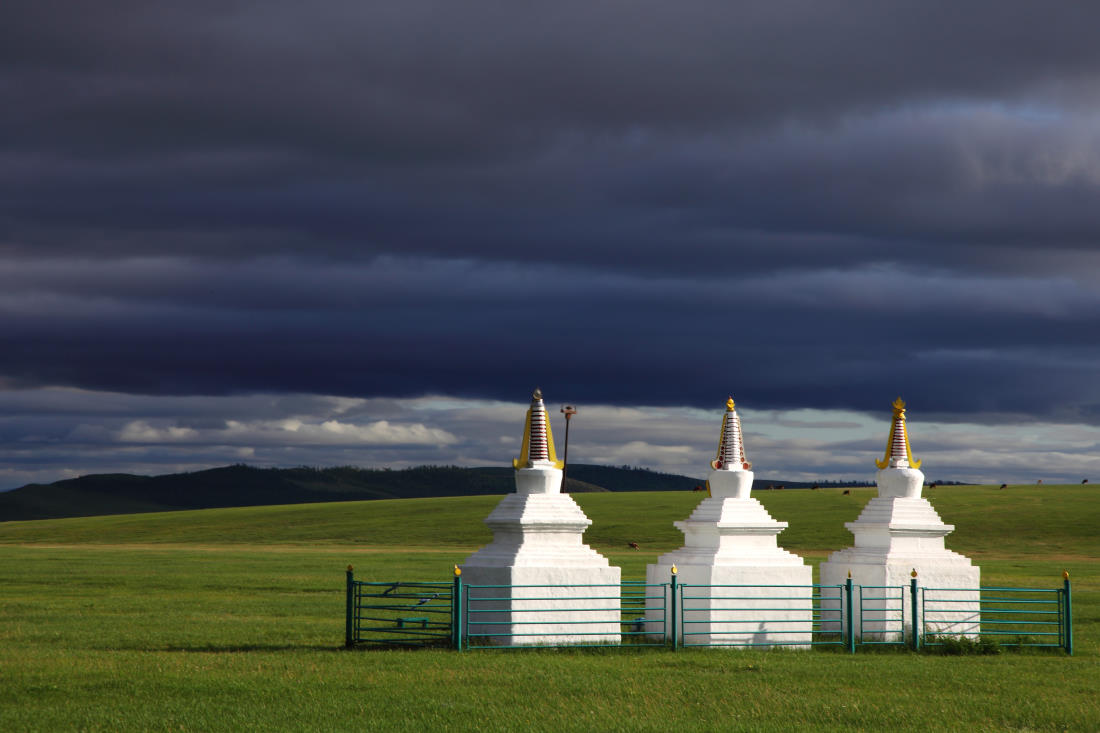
[693,485,706,492]
[628,542,640,550]
[842,489,850,495]
[811,484,819,490]
[1083,479,1089,484]
[999,483,1007,489]
[776,485,785,491]
[1037,480,1043,485]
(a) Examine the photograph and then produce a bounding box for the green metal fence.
[624,580,669,646]
[344,567,1072,655]
[460,580,668,650]
[920,575,1073,653]
[677,583,848,649]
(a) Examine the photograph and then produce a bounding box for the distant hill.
[0,463,907,523]
[0,463,685,522]
[565,465,701,492]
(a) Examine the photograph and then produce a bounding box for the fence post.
[670,566,679,651]
[910,571,920,651]
[1063,570,1073,656]
[345,565,354,648]
[845,575,855,654]
[453,565,463,652]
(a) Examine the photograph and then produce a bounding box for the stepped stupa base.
[646,557,812,647]
[461,426,621,646]
[644,435,814,648]
[462,561,621,646]
[820,404,981,643]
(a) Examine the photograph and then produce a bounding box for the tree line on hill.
[0,463,964,523]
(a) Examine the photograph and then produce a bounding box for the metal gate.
[345,567,453,647]
[920,580,1072,653]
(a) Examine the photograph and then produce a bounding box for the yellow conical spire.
[513,388,564,469]
[875,397,921,469]
[710,396,749,470]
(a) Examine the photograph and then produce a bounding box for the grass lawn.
[0,484,1096,731]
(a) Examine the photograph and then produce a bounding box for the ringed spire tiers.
[875,397,921,469]
[711,397,749,471]
[513,387,563,470]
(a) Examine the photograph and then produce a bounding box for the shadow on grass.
[159,643,342,653]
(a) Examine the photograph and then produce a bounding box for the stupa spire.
[875,397,921,469]
[711,396,749,471]
[513,388,564,469]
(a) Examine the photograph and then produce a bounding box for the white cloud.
[119,421,199,442]
[205,417,457,446]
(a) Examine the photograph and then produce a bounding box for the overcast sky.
[2,2,1099,489]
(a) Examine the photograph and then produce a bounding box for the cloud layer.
[0,388,1095,490]
[1,3,1099,484]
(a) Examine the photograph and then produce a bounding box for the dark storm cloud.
[5,2,1099,137]
[0,256,1097,425]
[1,0,1100,438]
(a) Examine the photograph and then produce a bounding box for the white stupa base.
[819,468,980,641]
[462,564,621,646]
[461,467,621,645]
[819,554,979,641]
[644,470,813,647]
[646,562,813,647]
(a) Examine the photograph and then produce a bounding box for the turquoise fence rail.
[677,583,847,649]
[345,567,453,647]
[857,584,907,646]
[920,575,1072,653]
[459,581,668,650]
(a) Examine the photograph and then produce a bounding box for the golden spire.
[875,397,921,469]
[513,388,564,469]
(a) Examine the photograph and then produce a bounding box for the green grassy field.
[1,485,1096,731]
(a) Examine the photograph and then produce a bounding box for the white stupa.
[460,388,621,645]
[820,398,980,640]
[646,398,812,646]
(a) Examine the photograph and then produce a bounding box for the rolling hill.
[0,462,898,523]
[0,463,688,522]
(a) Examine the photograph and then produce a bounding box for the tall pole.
[561,405,577,492]
[1064,570,1073,655]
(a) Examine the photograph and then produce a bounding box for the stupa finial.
[513,388,563,470]
[711,396,749,470]
[875,396,921,469]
